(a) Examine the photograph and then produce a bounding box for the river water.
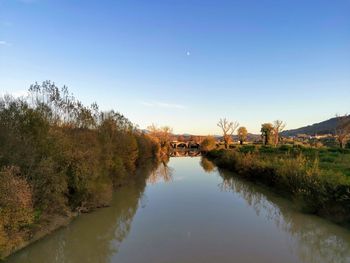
[6,156,350,263]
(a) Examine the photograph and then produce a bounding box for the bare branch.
[217,118,239,148]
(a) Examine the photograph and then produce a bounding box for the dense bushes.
[207,148,350,225]
[0,81,159,258]
[0,166,34,256]
[200,136,217,152]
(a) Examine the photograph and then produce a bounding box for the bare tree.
[160,126,173,147]
[217,118,239,149]
[335,114,350,148]
[273,120,286,146]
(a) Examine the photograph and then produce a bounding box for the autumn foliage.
[0,81,159,258]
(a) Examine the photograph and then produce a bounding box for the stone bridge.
[170,141,200,149]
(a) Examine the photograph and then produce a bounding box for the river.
[5,156,350,263]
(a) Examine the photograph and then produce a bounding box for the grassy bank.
[0,81,160,259]
[207,145,350,225]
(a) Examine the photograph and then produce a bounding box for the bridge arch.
[170,141,200,149]
[170,141,189,149]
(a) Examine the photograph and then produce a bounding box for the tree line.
[215,117,349,149]
[214,118,286,148]
[0,81,159,258]
[198,116,350,152]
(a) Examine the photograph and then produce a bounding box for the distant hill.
[143,116,350,139]
[281,116,350,137]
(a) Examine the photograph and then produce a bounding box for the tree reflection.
[217,169,350,263]
[147,155,173,184]
[169,151,201,157]
[200,157,216,173]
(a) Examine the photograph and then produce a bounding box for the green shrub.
[320,155,336,163]
[207,148,350,224]
[346,141,350,149]
[238,145,256,153]
[278,144,292,152]
[328,147,350,154]
[200,136,217,152]
[259,145,275,153]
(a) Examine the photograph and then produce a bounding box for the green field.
[235,145,350,177]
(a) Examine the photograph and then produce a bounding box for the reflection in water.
[147,156,173,184]
[216,163,350,263]
[5,162,159,263]
[6,157,350,263]
[200,157,216,173]
[169,150,201,157]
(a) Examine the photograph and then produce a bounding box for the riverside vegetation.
[0,81,160,259]
[207,145,350,225]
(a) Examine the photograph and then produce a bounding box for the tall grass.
[207,148,350,225]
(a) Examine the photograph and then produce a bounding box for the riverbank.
[0,213,76,260]
[0,82,160,259]
[0,158,160,260]
[6,156,350,263]
[206,146,350,226]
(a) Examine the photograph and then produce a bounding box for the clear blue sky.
[1,0,349,134]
